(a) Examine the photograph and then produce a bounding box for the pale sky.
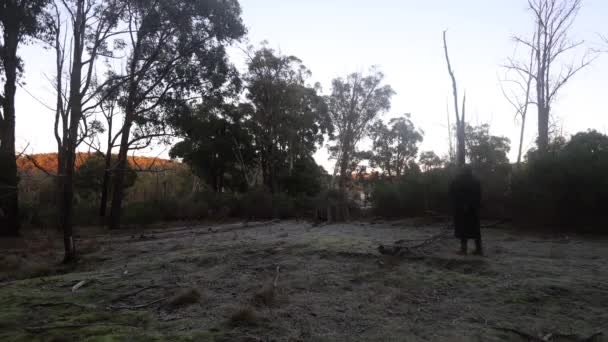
[14,0,608,172]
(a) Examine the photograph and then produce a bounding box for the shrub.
[168,288,202,308]
[512,130,608,228]
[371,182,402,218]
[239,187,273,220]
[272,193,295,219]
[229,305,258,326]
[197,191,239,218]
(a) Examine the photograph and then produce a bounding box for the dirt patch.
[0,221,607,341]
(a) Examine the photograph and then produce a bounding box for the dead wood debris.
[25,323,134,332]
[109,285,160,303]
[109,297,168,310]
[493,327,603,342]
[378,230,451,257]
[29,302,93,310]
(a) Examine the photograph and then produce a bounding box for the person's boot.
[457,239,467,255]
[473,238,484,256]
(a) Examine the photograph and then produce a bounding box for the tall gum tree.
[109,0,246,229]
[0,0,50,237]
[328,67,394,221]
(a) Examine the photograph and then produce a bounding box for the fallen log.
[378,230,451,257]
[109,285,160,303]
[26,323,133,332]
[108,297,168,310]
[492,327,603,342]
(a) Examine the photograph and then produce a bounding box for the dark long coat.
[449,171,481,239]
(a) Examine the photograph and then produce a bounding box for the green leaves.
[465,124,511,169]
[368,114,424,177]
[327,67,394,182]
[245,46,329,192]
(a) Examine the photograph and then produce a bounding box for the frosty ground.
[1,219,606,341]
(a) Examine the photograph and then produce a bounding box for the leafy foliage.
[170,103,255,192]
[245,45,331,193]
[109,0,247,229]
[466,124,510,169]
[512,130,608,227]
[74,153,136,198]
[368,114,423,177]
[328,68,394,185]
[419,151,443,171]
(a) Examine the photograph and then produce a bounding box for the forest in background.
[1,0,608,264]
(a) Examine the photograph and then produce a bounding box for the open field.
[1,220,607,341]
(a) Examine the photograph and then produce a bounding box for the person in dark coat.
[449,165,482,255]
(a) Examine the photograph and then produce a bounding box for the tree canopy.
[368,114,424,177]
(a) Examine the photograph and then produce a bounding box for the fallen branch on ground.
[378,230,451,257]
[481,219,511,228]
[109,285,160,303]
[492,327,603,342]
[273,265,280,289]
[581,332,604,342]
[29,302,94,310]
[192,220,281,237]
[25,323,133,332]
[109,297,168,310]
[493,327,545,342]
[71,280,88,292]
[243,219,281,229]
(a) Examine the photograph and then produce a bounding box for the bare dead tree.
[443,30,466,166]
[511,0,596,153]
[446,99,455,162]
[49,0,125,262]
[502,32,537,165]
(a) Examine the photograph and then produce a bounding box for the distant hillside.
[17,152,179,174]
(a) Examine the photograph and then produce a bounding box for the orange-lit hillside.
[16,153,179,174]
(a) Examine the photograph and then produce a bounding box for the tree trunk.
[60,0,86,262]
[99,149,112,217]
[516,110,527,165]
[537,106,549,153]
[108,32,141,230]
[337,140,351,221]
[456,122,466,166]
[443,31,466,167]
[269,143,278,194]
[0,23,20,237]
[109,118,132,230]
[60,142,77,263]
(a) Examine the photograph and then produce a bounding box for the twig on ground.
[109,285,159,303]
[71,280,88,292]
[29,302,94,310]
[378,230,451,256]
[481,219,511,228]
[109,296,168,310]
[25,323,133,332]
[492,326,603,342]
[273,265,280,289]
[581,332,603,342]
[243,220,281,229]
[492,327,545,342]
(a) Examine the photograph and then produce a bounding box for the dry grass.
[2,221,607,341]
[77,238,102,255]
[0,255,21,272]
[229,305,258,326]
[252,283,275,307]
[0,254,54,281]
[167,288,202,308]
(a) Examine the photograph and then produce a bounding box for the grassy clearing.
[1,221,606,341]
